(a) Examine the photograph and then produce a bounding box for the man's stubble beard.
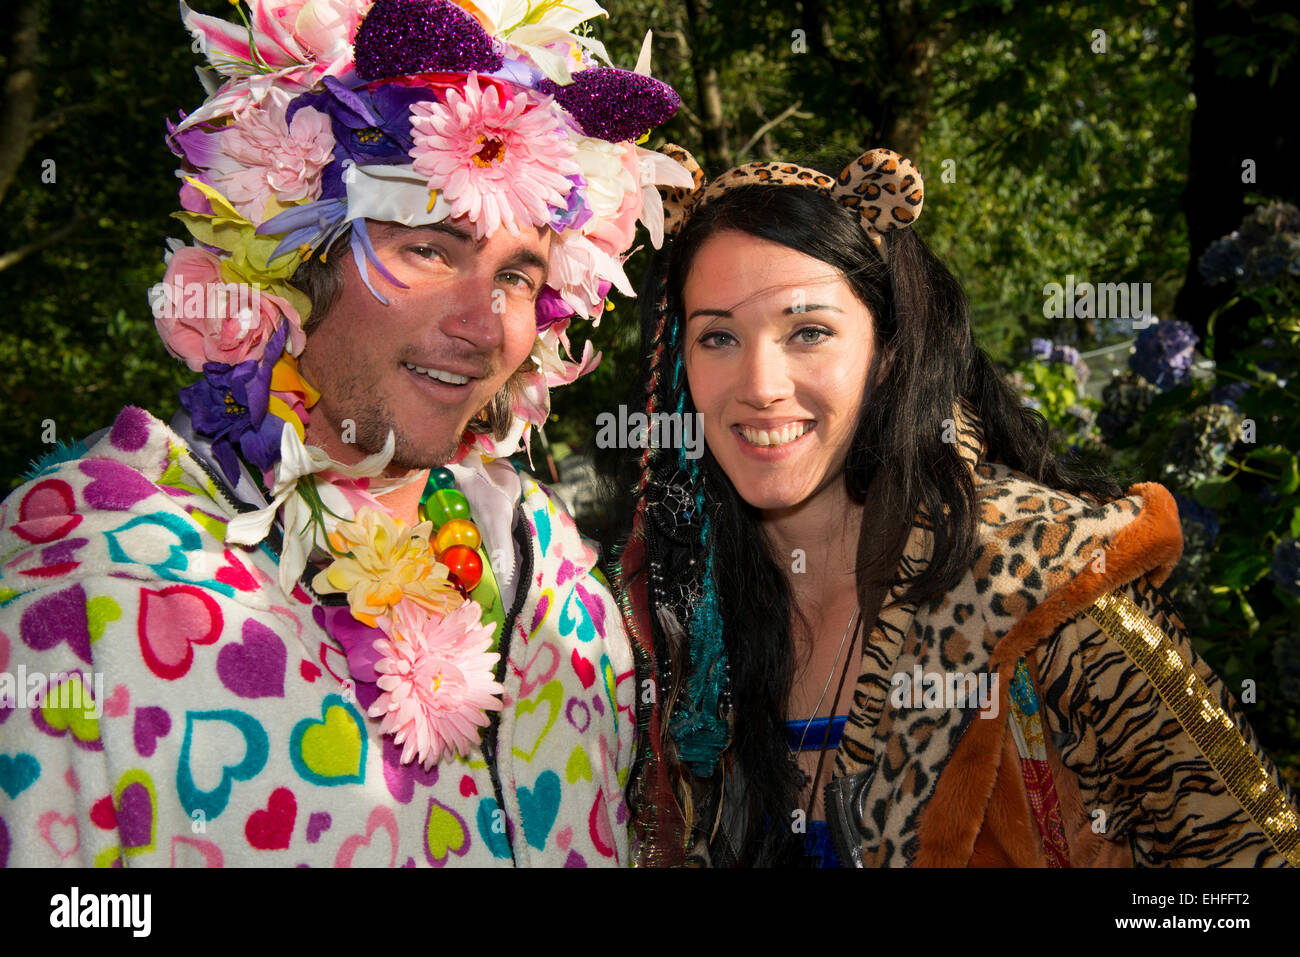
[331,379,467,471]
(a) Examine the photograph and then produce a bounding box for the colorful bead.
[428,467,457,491]
[441,545,483,590]
[422,487,471,526]
[435,518,481,553]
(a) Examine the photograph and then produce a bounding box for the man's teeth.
[404,362,469,386]
[738,422,812,447]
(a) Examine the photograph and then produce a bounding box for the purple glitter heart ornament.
[353,0,503,81]
[539,69,681,142]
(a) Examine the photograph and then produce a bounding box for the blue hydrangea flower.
[1130,320,1199,391]
[1270,538,1300,598]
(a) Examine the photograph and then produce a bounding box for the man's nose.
[735,342,795,408]
[439,272,504,351]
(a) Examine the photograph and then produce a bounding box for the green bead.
[429,467,457,491]
[433,488,471,522]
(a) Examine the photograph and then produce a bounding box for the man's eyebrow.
[374,222,474,243]
[501,248,549,281]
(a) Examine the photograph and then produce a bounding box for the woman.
[613,145,1300,867]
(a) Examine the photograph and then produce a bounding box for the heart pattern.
[133,706,171,758]
[0,752,40,799]
[216,619,286,698]
[246,787,297,850]
[2,420,632,867]
[137,585,222,680]
[290,695,366,786]
[336,806,399,867]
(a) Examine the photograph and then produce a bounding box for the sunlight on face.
[683,229,878,514]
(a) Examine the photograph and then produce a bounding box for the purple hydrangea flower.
[1197,237,1246,286]
[179,323,290,485]
[1051,344,1080,366]
[1271,538,1300,598]
[1210,380,1251,410]
[1030,338,1054,361]
[1130,320,1199,391]
[1172,493,1220,547]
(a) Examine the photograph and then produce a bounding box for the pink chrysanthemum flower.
[369,599,504,768]
[409,74,580,239]
[210,91,335,223]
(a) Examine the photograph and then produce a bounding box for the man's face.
[298,217,548,470]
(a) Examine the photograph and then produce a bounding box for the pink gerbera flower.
[409,74,579,239]
[369,598,504,768]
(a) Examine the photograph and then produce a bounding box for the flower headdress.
[158,0,693,475]
[157,0,692,768]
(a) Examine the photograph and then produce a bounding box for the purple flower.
[1210,380,1251,410]
[1030,338,1054,361]
[1173,493,1220,546]
[1130,320,1199,391]
[1197,237,1246,286]
[1051,344,1080,366]
[550,174,594,233]
[287,79,435,198]
[179,323,290,485]
[1271,538,1300,598]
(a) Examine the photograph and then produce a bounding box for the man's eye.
[499,271,535,290]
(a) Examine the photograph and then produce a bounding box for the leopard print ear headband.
[658,144,924,263]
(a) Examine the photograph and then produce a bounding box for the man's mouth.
[403,362,471,386]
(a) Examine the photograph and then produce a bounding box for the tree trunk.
[1174,0,1300,357]
[0,0,43,210]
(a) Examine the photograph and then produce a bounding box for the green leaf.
[1192,477,1241,508]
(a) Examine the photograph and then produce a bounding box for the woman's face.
[683,229,880,513]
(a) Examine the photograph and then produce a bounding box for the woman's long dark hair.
[614,179,1125,867]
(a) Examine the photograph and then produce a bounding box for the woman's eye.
[795,327,832,344]
[411,245,445,261]
[699,331,736,348]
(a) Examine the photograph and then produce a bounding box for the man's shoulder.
[1,405,242,602]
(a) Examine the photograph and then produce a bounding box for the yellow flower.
[312,507,462,627]
[173,178,312,322]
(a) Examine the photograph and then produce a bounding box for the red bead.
[441,545,483,591]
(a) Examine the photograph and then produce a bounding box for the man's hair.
[290,228,531,443]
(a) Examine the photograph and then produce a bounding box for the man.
[0,0,691,866]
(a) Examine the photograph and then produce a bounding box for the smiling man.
[0,0,692,867]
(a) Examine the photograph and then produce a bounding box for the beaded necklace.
[417,466,505,648]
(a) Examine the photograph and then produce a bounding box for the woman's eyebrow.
[686,303,843,322]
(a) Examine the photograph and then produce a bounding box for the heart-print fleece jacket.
[0,406,634,867]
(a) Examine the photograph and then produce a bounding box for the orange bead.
[441,545,483,591]
[434,518,481,554]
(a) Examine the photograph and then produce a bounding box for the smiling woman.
[614,146,1300,868]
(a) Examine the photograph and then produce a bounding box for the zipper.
[481,507,532,865]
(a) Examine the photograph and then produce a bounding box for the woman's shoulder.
[965,462,1184,603]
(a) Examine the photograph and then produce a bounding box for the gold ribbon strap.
[1085,590,1300,865]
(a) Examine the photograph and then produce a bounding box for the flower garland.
[158,0,692,766]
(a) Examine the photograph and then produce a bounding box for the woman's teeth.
[404,362,469,386]
[738,422,812,447]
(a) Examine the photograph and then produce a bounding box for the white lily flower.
[226,426,398,595]
[635,145,697,248]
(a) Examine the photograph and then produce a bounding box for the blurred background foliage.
[2,0,1298,773]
